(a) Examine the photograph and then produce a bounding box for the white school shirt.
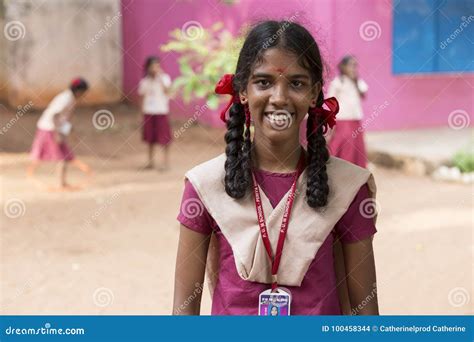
[138,74,172,115]
[327,75,368,121]
[37,89,76,131]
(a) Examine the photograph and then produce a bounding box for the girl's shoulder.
[186,153,226,180]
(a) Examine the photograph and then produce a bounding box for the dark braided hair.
[224,20,330,208]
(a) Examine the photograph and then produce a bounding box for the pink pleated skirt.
[142,114,172,145]
[30,129,74,161]
[328,120,367,168]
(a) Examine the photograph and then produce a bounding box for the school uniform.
[138,74,172,145]
[177,153,377,315]
[30,89,75,161]
[327,75,369,168]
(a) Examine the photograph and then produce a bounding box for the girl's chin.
[256,120,299,142]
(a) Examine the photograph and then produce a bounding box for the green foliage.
[161,21,244,109]
[453,146,474,173]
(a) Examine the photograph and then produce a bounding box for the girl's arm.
[342,236,379,315]
[52,113,65,143]
[173,224,211,315]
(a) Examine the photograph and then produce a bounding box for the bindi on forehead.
[274,67,286,76]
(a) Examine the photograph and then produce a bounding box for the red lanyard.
[251,153,306,291]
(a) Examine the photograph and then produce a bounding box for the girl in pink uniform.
[327,55,369,168]
[138,56,172,171]
[28,78,89,189]
[173,21,379,315]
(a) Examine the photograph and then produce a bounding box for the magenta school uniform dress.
[30,89,75,161]
[138,74,172,146]
[177,167,377,315]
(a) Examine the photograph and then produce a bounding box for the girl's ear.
[239,88,248,105]
[309,81,322,108]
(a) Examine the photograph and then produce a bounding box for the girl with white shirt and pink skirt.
[28,78,89,189]
[327,55,368,168]
[138,56,172,171]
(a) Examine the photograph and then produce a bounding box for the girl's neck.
[252,135,303,173]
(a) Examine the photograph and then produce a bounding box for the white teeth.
[265,110,294,130]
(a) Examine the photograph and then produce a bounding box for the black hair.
[338,54,355,75]
[224,20,330,208]
[144,55,160,76]
[70,78,89,93]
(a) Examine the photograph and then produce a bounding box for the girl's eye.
[291,80,304,88]
[256,80,271,88]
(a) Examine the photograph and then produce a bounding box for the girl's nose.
[269,83,289,107]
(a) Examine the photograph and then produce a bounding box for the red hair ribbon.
[309,97,339,134]
[215,74,241,123]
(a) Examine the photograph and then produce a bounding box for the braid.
[306,92,330,208]
[224,102,252,198]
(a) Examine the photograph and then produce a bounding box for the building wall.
[1,0,123,109]
[122,0,473,130]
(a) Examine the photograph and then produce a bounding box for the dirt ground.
[0,104,472,315]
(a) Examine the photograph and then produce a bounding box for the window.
[393,0,473,74]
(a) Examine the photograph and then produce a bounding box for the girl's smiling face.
[240,48,321,143]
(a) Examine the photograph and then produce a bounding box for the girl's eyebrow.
[251,72,310,79]
[251,72,273,79]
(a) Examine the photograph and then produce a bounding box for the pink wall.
[122,0,473,131]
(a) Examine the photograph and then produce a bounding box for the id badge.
[258,287,291,316]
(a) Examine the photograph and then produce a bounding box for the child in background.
[173,21,379,316]
[327,55,369,168]
[28,78,89,189]
[138,56,172,171]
